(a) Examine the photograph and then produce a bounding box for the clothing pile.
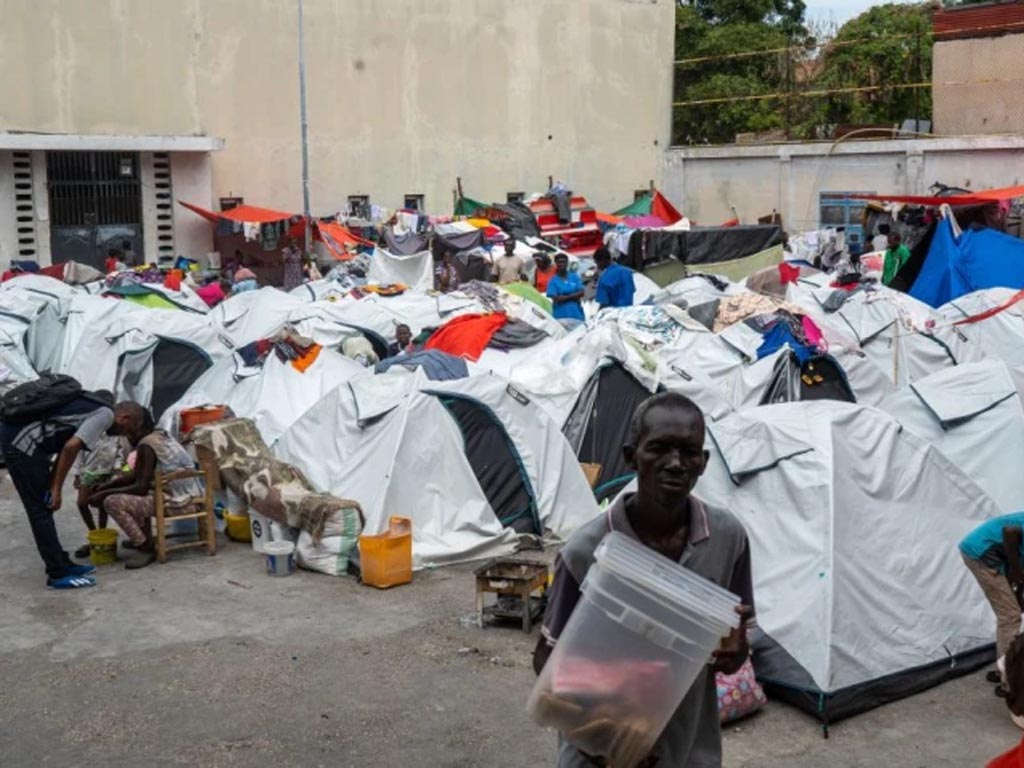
[236,329,322,373]
[425,312,508,361]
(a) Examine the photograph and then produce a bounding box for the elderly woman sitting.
[87,403,203,569]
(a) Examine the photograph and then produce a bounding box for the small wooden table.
[474,558,549,633]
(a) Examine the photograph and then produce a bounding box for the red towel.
[988,737,1024,768]
[425,313,508,362]
[778,262,800,284]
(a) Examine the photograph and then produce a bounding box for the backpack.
[1,373,85,424]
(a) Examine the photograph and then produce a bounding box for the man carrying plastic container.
[534,392,754,767]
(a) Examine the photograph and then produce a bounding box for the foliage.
[672,0,935,144]
[810,4,933,133]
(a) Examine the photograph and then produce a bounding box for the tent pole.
[297,0,312,261]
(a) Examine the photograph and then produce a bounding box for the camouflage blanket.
[190,418,362,540]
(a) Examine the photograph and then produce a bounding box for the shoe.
[74,544,91,559]
[47,575,96,590]
[987,670,1003,684]
[124,550,157,570]
[121,540,139,551]
[996,684,1008,698]
[66,563,96,577]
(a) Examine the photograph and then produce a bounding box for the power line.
[674,18,1024,67]
[672,77,1024,107]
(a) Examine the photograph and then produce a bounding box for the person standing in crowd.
[88,403,204,571]
[960,513,1024,695]
[881,231,911,286]
[534,392,754,768]
[533,252,557,293]
[493,237,528,284]
[387,324,414,358]
[434,249,459,293]
[546,254,585,326]
[281,237,305,292]
[0,385,121,589]
[594,246,635,310]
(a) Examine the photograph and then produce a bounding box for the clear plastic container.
[527,531,741,768]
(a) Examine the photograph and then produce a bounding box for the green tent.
[454,196,487,217]
[613,194,652,218]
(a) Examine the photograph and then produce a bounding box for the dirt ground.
[0,476,1016,768]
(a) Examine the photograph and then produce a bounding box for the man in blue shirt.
[594,246,635,310]
[546,254,585,325]
[960,512,1024,689]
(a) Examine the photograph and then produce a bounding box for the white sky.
[805,0,915,26]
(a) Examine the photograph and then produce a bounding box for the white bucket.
[265,540,296,577]
[249,511,272,553]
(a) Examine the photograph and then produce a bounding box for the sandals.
[74,544,91,559]
[987,670,1003,684]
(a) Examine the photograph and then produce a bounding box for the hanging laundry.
[425,313,508,362]
[243,222,260,242]
[261,221,283,251]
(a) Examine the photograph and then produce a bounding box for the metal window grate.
[47,151,142,227]
[12,151,37,259]
[152,153,175,266]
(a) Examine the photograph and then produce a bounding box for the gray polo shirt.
[540,493,754,768]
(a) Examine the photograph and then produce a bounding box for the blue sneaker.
[46,574,96,590]
[66,563,96,577]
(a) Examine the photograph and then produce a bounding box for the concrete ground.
[0,476,1016,768]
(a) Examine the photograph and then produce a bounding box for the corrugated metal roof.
[934,1,1024,40]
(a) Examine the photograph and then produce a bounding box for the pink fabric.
[802,316,825,351]
[195,281,227,307]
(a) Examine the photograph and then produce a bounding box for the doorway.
[47,151,143,269]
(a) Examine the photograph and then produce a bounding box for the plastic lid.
[263,541,295,556]
[593,531,741,630]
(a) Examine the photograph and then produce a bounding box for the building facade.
[0,0,675,268]
[932,1,1024,136]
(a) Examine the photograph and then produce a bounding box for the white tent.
[368,248,433,293]
[878,360,1024,513]
[694,401,999,722]
[160,344,368,446]
[273,371,600,567]
[938,288,1024,367]
[0,275,77,373]
[57,294,231,417]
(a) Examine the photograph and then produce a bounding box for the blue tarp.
[911,218,1024,307]
[375,349,469,381]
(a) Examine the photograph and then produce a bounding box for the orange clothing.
[534,265,557,293]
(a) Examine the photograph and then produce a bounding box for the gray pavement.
[0,475,1015,767]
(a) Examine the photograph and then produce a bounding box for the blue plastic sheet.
[911,219,1024,307]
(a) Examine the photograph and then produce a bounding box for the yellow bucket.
[225,512,252,542]
[87,528,119,566]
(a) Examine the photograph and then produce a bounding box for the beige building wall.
[663,136,1024,233]
[0,0,675,221]
[933,34,1024,136]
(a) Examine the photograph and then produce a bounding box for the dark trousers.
[2,445,72,580]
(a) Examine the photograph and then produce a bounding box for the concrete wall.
[0,0,675,219]
[933,35,1024,136]
[663,136,1024,232]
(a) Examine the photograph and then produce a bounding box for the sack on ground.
[296,506,363,576]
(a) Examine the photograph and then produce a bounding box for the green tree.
[673,0,809,144]
[807,3,933,135]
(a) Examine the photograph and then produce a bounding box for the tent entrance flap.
[566,362,654,489]
[150,339,213,420]
[439,395,540,535]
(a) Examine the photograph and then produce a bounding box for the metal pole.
[297,0,312,260]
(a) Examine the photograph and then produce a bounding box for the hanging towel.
[424,313,508,362]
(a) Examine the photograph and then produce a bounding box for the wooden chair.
[152,465,217,564]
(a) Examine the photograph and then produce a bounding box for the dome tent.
[695,401,1000,725]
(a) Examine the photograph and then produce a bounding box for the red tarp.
[425,313,508,362]
[650,191,683,225]
[850,185,1024,207]
[178,200,371,260]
